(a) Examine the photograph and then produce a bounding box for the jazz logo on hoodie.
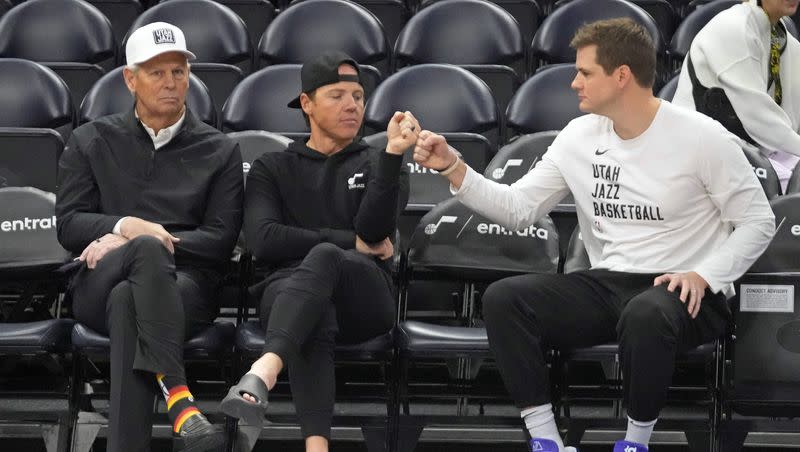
[348,173,365,190]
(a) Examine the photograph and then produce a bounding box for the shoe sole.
[176,430,225,452]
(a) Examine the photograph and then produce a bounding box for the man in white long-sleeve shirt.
[673,0,800,192]
[414,18,775,452]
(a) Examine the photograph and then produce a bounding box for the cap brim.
[130,49,196,66]
[287,95,302,109]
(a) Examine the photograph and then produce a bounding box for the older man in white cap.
[673,0,800,193]
[56,22,243,451]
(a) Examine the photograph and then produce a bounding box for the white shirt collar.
[134,107,186,150]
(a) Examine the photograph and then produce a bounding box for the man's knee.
[482,276,541,324]
[126,235,172,262]
[618,287,679,340]
[305,242,345,266]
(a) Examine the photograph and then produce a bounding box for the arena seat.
[0,0,115,108]
[505,63,582,139]
[531,0,664,69]
[741,146,782,200]
[668,0,738,65]
[213,0,277,51]
[221,64,308,139]
[0,59,74,140]
[394,196,559,452]
[394,0,524,124]
[258,0,390,76]
[290,0,409,47]
[364,64,500,149]
[87,0,143,44]
[0,186,74,452]
[721,193,800,450]
[658,73,680,101]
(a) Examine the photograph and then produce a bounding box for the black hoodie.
[244,138,409,272]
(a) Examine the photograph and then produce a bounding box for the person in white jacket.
[414,18,775,452]
[673,0,800,192]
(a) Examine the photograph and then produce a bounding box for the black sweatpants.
[259,243,396,439]
[482,269,729,422]
[70,236,219,452]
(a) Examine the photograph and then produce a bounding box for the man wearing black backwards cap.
[220,51,417,452]
[56,22,242,452]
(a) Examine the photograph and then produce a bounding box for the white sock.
[624,416,657,446]
[521,404,564,450]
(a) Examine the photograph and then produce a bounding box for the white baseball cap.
[125,22,196,66]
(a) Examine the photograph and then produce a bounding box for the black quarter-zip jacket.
[56,107,244,271]
[244,138,409,273]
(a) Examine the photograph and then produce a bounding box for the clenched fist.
[386,111,421,155]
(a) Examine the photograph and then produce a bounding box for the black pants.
[70,236,218,452]
[259,243,396,439]
[482,269,729,421]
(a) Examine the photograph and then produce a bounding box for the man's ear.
[123,67,136,94]
[616,65,632,88]
[300,92,313,116]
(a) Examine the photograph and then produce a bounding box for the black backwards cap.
[287,50,362,108]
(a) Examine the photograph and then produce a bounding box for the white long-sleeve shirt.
[454,101,775,298]
[673,1,800,162]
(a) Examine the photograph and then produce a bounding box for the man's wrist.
[438,152,462,176]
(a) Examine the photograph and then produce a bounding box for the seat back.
[532,0,664,67]
[731,194,800,404]
[221,64,308,138]
[0,0,116,66]
[0,128,64,194]
[0,187,70,271]
[506,64,582,137]
[483,131,558,185]
[563,225,590,273]
[658,73,680,101]
[394,0,524,115]
[0,59,73,138]
[742,147,782,200]
[748,194,800,273]
[79,66,217,127]
[215,0,277,50]
[228,130,292,183]
[632,0,677,42]
[395,0,524,68]
[87,0,143,44]
[668,0,738,63]
[408,197,559,281]
[364,64,500,148]
[127,0,251,69]
[259,0,389,73]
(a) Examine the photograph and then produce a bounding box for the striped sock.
[156,373,204,434]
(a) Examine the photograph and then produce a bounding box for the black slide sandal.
[220,373,269,426]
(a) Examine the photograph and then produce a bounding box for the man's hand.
[413,130,457,171]
[654,271,709,319]
[79,234,129,269]
[119,217,180,253]
[386,111,421,155]
[355,235,394,261]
